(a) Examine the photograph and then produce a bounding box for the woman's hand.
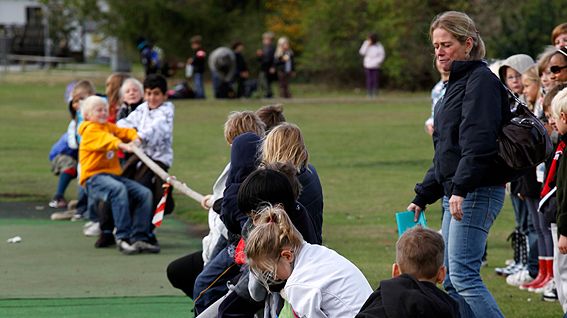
[559,235,567,254]
[449,195,465,221]
[407,203,423,222]
[200,194,213,210]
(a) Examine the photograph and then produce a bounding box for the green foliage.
[43,0,567,88]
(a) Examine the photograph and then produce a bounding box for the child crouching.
[78,96,159,254]
[356,227,459,318]
[245,205,372,317]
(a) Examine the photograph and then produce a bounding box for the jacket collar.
[449,60,486,80]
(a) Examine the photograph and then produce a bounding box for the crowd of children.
[44,17,567,318]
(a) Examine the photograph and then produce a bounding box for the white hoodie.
[359,40,385,69]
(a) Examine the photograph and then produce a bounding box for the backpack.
[497,87,553,170]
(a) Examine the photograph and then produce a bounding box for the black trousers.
[166,251,204,298]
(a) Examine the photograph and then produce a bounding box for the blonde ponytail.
[245,204,303,278]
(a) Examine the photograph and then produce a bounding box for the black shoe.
[133,240,160,254]
[148,234,159,246]
[95,233,116,248]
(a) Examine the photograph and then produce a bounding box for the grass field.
[0,69,563,317]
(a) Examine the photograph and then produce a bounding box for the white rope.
[131,145,204,203]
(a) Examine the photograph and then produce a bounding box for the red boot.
[531,258,554,293]
[520,258,546,290]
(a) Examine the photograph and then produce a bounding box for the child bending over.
[356,227,459,318]
[78,96,159,254]
[246,205,372,318]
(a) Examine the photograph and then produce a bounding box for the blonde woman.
[246,205,372,317]
[262,123,324,243]
[407,11,513,317]
[274,37,294,98]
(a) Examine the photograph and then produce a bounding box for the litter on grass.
[7,236,22,243]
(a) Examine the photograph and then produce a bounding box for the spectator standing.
[188,35,207,99]
[257,32,276,98]
[359,33,386,98]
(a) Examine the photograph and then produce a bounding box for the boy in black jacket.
[187,35,206,99]
[356,227,459,318]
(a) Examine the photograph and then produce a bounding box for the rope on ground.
[131,146,204,203]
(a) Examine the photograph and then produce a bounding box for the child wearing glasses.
[245,205,372,318]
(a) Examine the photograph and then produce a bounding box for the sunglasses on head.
[550,65,567,74]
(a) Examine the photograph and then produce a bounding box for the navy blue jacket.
[413,60,514,208]
[298,164,324,242]
[220,133,261,235]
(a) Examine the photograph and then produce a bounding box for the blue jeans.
[511,194,538,275]
[193,73,205,99]
[442,186,505,318]
[86,174,152,242]
[193,245,240,315]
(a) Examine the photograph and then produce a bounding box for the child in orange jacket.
[78,96,159,254]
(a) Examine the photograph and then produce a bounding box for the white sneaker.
[506,269,533,287]
[83,222,101,237]
[117,239,138,255]
[533,278,554,294]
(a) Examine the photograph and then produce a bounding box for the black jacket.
[355,274,460,318]
[298,164,324,242]
[220,133,261,235]
[413,60,513,208]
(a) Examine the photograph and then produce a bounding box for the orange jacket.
[78,121,137,185]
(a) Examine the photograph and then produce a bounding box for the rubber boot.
[520,258,545,290]
[532,258,554,293]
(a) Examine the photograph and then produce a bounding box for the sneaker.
[95,233,116,248]
[133,240,160,254]
[50,209,76,220]
[117,239,138,255]
[496,262,522,277]
[542,281,558,302]
[533,277,554,294]
[70,213,83,222]
[83,222,101,237]
[48,198,68,209]
[506,269,534,287]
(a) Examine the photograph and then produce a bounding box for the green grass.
[0,74,563,317]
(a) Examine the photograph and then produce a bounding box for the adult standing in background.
[187,35,207,99]
[359,33,385,98]
[407,11,513,318]
[257,32,276,98]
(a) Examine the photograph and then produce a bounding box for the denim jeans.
[442,186,505,318]
[511,194,539,275]
[193,72,205,99]
[193,245,240,315]
[86,174,152,242]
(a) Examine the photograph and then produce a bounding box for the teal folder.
[396,211,427,237]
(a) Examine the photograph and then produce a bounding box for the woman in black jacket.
[407,11,510,318]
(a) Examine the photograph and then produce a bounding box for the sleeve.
[557,162,567,236]
[359,40,369,56]
[137,107,174,148]
[116,108,141,129]
[376,43,385,66]
[66,120,78,149]
[110,124,138,143]
[452,70,504,196]
[412,164,445,209]
[220,182,248,235]
[286,285,328,318]
[80,125,123,152]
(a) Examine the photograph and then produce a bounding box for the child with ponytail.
[246,205,372,317]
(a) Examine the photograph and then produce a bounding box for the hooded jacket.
[78,121,137,185]
[413,60,514,207]
[298,164,324,243]
[355,274,460,318]
[220,133,262,235]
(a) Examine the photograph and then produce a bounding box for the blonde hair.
[430,11,485,60]
[552,87,567,118]
[262,123,308,171]
[256,104,286,131]
[245,205,303,281]
[275,37,290,59]
[396,227,445,280]
[224,111,266,144]
[72,80,96,97]
[119,78,143,100]
[81,96,108,120]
